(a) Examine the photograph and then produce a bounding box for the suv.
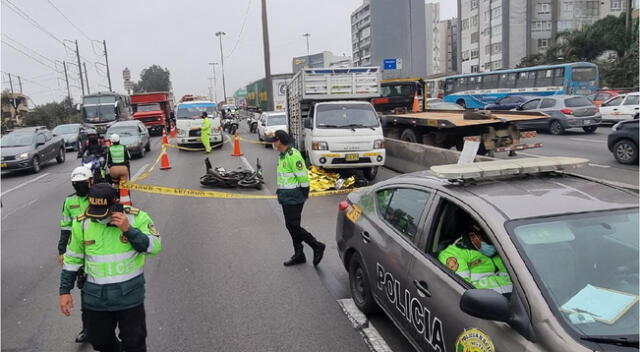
[336,158,638,352]
[1,126,66,173]
[608,120,639,164]
[516,95,601,135]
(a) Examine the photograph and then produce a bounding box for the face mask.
[73,182,90,197]
[479,242,496,257]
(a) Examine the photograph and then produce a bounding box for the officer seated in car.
[438,223,512,295]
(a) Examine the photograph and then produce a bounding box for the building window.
[491,7,502,19]
[558,20,573,31]
[537,3,551,14]
[574,1,599,17]
[491,60,502,70]
[532,20,552,32]
[462,19,469,30]
[563,1,574,16]
[471,32,479,43]
[611,0,623,10]
[462,50,470,61]
[538,38,550,49]
[471,0,479,9]
[471,15,479,27]
[492,24,502,35]
[470,48,479,59]
[471,65,480,73]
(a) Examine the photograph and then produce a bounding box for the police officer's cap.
[86,183,119,219]
[201,111,208,117]
[273,130,290,145]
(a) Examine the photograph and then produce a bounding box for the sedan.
[105,120,150,158]
[52,123,86,151]
[484,95,532,110]
[336,158,638,352]
[1,126,66,173]
[608,120,639,164]
[516,95,601,135]
[600,93,639,124]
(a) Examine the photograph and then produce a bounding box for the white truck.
[286,67,384,180]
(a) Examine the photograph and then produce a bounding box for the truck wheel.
[400,128,421,143]
[456,99,467,109]
[363,167,378,181]
[349,253,378,314]
[56,147,65,163]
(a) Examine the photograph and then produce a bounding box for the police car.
[336,157,639,352]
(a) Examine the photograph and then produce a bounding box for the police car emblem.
[446,257,459,271]
[455,328,495,352]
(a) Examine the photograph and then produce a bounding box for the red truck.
[131,92,173,135]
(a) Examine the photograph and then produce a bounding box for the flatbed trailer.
[382,109,547,156]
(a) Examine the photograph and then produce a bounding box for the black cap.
[86,183,118,219]
[201,112,208,117]
[273,130,290,145]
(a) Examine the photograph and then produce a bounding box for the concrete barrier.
[384,138,494,174]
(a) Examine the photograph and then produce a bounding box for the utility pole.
[17,75,23,93]
[208,62,219,103]
[303,33,311,57]
[626,0,633,31]
[83,62,90,94]
[215,32,227,103]
[63,61,72,101]
[103,40,113,91]
[75,40,85,96]
[261,0,273,111]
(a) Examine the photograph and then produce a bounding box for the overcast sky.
[1,0,456,106]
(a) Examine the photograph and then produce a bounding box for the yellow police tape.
[164,137,231,152]
[132,145,166,182]
[120,180,357,199]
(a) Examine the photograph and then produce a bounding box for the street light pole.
[303,33,311,57]
[208,62,219,103]
[261,0,273,111]
[215,32,227,103]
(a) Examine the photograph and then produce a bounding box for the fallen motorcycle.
[200,157,264,190]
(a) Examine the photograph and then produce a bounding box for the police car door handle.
[413,280,432,298]
[360,231,371,243]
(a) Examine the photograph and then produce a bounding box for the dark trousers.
[83,304,147,352]
[282,203,320,254]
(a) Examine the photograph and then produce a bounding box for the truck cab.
[175,101,223,148]
[131,92,172,135]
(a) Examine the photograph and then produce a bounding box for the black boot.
[312,242,326,266]
[283,253,306,266]
[75,328,87,343]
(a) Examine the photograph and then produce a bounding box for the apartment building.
[426,2,441,76]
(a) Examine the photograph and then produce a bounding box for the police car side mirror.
[460,289,510,323]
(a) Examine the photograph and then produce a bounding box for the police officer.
[59,183,162,352]
[79,129,105,159]
[105,133,131,185]
[438,222,512,295]
[273,130,325,266]
[201,111,212,153]
[58,166,93,343]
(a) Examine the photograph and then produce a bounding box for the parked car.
[257,111,288,145]
[1,126,66,173]
[105,120,151,158]
[516,95,601,135]
[336,158,638,352]
[52,123,87,151]
[608,120,638,164]
[484,95,533,110]
[599,93,639,124]
[588,89,629,107]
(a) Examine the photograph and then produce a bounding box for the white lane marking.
[240,156,255,172]
[512,151,541,158]
[2,198,38,220]
[131,163,150,180]
[569,137,606,144]
[337,298,393,352]
[588,163,611,168]
[1,173,50,197]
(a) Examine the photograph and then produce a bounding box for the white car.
[600,93,639,123]
[257,111,288,147]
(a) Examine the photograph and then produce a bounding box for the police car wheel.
[348,253,378,313]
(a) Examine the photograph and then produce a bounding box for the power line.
[1,33,58,65]
[46,0,92,41]
[1,70,64,93]
[225,0,253,58]
[1,40,58,71]
[2,0,65,45]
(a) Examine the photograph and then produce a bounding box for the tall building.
[432,18,459,75]
[351,0,427,79]
[425,2,441,76]
[291,51,352,73]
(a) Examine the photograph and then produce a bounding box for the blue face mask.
[479,242,496,257]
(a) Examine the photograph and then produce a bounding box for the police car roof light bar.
[430,157,589,180]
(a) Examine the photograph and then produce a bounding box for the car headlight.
[16,152,29,160]
[69,135,78,142]
[312,141,329,150]
[374,139,385,149]
[612,122,622,132]
[177,128,187,136]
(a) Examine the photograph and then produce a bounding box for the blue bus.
[443,62,599,109]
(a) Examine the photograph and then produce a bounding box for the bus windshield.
[572,67,597,81]
[83,105,116,122]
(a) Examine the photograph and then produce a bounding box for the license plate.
[0,163,6,168]
[583,120,592,125]
[345,153,359,162]
[346,205,362,223]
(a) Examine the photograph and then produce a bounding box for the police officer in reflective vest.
[106,134,131,185]
[201,112,212,153]
[59,183,162,352]
[438,223,512,295]
[58,166,93,343]
[273,130,325,266]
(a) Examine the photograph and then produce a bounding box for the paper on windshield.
[561,284,638,324]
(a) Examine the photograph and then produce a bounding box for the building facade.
[1,93,29,130]
[351,0,427,79]
[291,51,352,73]
[425,2,441,76]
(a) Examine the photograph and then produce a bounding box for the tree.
[22,97,81,128]
[133,65,172,93]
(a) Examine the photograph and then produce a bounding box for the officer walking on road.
[273,130,325,266]
[58,166,93,343]
[201,111,212,153]
[59,183,162,352]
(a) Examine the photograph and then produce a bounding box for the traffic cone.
[169,126,176,138]
[160,150,171,170]
[231,134,243,157]
[119,178,132,206]
[162,129,169,145]
[411,90,421,113]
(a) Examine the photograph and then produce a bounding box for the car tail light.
[338,200,350,211]
[560,108,573,115]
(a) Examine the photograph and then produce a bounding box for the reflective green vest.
[60,195,89,231]
[109,144,126,164]
[438,238,512,294]
[201,117,211,135]
[276,147,310,205]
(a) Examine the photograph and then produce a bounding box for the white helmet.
[109,133,120,144]
[71,166,93,182]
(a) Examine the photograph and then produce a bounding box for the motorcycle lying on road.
[200,157,264,190]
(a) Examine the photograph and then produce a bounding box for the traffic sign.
[383,58,397,70]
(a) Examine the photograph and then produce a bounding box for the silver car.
[105,120,151,158]
[516,95,601,135]
[336,160,638,352]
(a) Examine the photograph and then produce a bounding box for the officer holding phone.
[59,183,162,352]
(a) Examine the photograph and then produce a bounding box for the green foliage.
[22,97,80,128]
[133,65,172,93]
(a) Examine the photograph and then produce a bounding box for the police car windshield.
[508,209,639,340]
[316,104,379,128]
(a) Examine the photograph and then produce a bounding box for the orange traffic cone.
[119,178,132,206]
[160,150,171,170]
[411,90,421,112]
[169,126,176,138]
[231,134,243,157]
[162,129,169,145]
